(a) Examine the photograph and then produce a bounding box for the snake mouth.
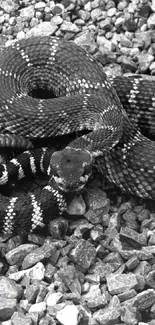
[50,147,93,193]
[52,174,90,193]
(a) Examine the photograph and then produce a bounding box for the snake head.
[50,147,93,192]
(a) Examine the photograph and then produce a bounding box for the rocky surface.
[0,0,155,324]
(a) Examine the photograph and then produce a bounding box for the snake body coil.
[0,36,155,234]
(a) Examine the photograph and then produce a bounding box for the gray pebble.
[22,243,58,269]
[93,296,121,325]
[11,311,32,325]
[5,244,38,266]
[0,297,17,322]
[26,22,58,37]
[0,276,23,299]
[106,273,138,295]
[19,6,35,22]
[69,239,96,271]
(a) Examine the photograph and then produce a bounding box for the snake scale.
[0,35,155,234]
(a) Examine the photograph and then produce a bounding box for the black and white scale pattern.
[0,146,93,234]
[0,147,53,185]
[0,36,124,149]
[0,36,155,234]
[0,147,67,234]
[0,183,67,234]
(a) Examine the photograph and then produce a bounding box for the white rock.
[0,16,5,24]
[46,292,63,307]
[9,16,16,25]
[9,262,45,281]
[34,2,46,10]
[107,7,116,17]
[84,1,91,11]
[67,195,86,215]
[151,0,155,12]
[60,21,80,33]
[115,17,125,28]
[51,15,63,25]
[147,13,155,29]
[26,22,58,37]
[56,304,81,325]
[20,5,35,21]
[29,301,46,313]
[97,35,113,52]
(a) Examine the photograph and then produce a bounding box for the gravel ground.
[0,0,155,324]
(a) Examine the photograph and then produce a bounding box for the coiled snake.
[0,35,155,234]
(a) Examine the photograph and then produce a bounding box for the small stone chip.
[5,244,38,265]
[120,226,147,248]
[9,262,45,282]
[56,304,81,325]
[93,296,121,325]
[11,311,32,325]
[145,270,155,289]
[28,301,46,314]
[106,273,138,295]
[0,276,23,300]
[0,297,17,321]
[133,289,155,310]
[22,243,57,269]
[69,239,96,271]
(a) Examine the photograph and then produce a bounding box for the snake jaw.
[52,173,90,192]
[50,147,93,192]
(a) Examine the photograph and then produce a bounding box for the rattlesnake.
[0,35,155,234]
